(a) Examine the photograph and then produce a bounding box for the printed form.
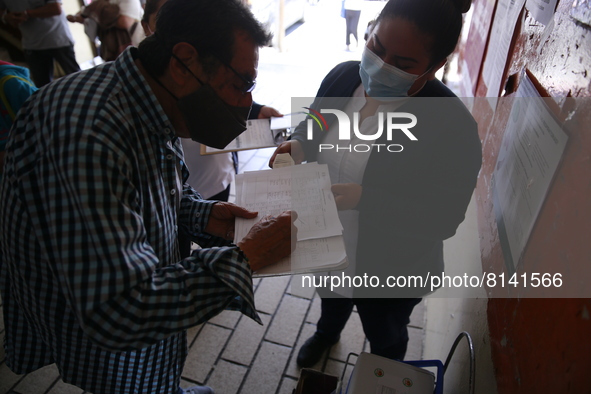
[234,162,347,276]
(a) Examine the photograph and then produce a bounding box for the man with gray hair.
[0,1,295,393]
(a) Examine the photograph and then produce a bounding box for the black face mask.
[176,83,251,149]
[149,54,252,149]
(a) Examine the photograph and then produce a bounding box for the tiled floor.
[0,273,426,394]
[0,1,433,393]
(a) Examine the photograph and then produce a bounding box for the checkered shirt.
[0,47,260,394]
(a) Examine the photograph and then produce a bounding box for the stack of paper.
[201,119,281,155]
[234,162,348,277]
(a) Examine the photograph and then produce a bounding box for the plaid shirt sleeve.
[26,123,259,352]
[1,60,261,354]
[179,184,230,248]
[0,49,264,391]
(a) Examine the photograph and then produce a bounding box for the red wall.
[464,0,591,391]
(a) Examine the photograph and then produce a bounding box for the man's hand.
[269,140,305,168]
[204,202,258,240]
[258,105,282,119]
[332,183,362,210]
[66,13,85,23]
[5,12,27,27]
[237,211,298,272]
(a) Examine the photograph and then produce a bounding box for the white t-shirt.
[181,139,235,200]
[344,0,363,11]
[0,0,75,50]
[110,0,142,20]
[109,0,145,46]
[317,85,407,297]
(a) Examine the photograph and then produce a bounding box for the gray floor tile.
[179,379,212,392]
[253,147,276,162]
[265,295,309,347]
[328,311,365,363]
[208,310,242,329]
[254,276,290,315]
[0,362,24,394]
[241,154,272,173]
[237,149,258,169]
[206,360,248,394]
[287,275,317,299]
[240,341,291,394]
[184,324,232,383]
[13,364,59,394]
[186,323,204,348]
[46,379,85,394]
[239,148,274,173]
[222,313,272,366]
[277,376,299,394]
[285,322,321,379]
[305,293,322,324]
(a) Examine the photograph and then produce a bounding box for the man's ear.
[169,42,199,85]
[141,20,151,37]
[427,58,448,81]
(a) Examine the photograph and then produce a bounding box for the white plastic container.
[346,352,435,394]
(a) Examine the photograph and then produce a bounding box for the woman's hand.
[258,105,282,119]
[269,140,305,167]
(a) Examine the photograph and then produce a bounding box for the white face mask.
[359,46,429,99]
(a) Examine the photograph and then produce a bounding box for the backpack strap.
[0,74,35,120]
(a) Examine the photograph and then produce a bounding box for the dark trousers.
[316,297,421,360]
[24,45,80,87]
[345,10,361,46]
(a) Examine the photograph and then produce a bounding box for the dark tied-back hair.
[138,0,271,76]
[376,0,471,66]
[142,0,164,25]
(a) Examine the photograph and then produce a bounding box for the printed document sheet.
[234,162,347,276]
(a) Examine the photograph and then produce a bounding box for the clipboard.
[200,112,306,155]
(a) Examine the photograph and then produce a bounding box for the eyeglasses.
[171,53,256,93]
[222,61,256,93]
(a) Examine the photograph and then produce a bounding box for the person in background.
[0,0,80,87]
[271,0,481,368]
[141,0,281,257]
[0,1,296,393]
[141,0,166,36]
[106,0,145,47]
[67,0,144,61]
[343,0,363,51]
[0,60,37,179]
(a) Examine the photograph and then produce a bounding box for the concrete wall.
[424,298,496,394]
[423,196,498,394]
